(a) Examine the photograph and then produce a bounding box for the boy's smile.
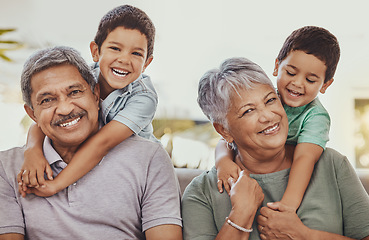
[90,26,153,99]
[273,50,333,107]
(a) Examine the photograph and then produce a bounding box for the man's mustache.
[52,110,87,126]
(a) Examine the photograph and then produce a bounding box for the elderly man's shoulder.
[0,146,25,178]
[110,135,170,159]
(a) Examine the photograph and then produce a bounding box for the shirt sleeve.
[297,108,330,149]
[336,154,369,239]
[181,173,219,240]
[141,145,182,232]
[112,90,157,135]
[0,150,25,235]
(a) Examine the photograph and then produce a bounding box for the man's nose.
[55,98,74,115]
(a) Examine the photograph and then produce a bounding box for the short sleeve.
[336,155,369,239]
[141,145,182,231]
[297,108,330,149]
[112,90,157,135]
[0,150,25,235]
[182,173,219,240]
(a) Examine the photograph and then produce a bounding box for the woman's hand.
[228,170,264,221]
[257,202,309,240]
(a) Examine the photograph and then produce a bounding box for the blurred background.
[1,0,369,170]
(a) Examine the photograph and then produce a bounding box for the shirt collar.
[43,137,66,168]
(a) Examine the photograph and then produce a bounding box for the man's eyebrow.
[68,83,86,89]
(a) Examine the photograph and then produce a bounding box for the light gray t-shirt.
[0,135,182,239]
[182,148,369,240]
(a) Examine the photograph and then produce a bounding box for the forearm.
[281,158,315,209]
[0,233,24,240]
[53,120,133,191]
[215,207,256,240]
[215,138,235,168]
[25,123,45,150]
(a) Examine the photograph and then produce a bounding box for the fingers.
[45,165,54,180]
[217,179,224,193]
[227,176,236,188]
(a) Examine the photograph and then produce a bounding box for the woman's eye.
[266,97,277,104]
[242,109,253,116]
[286,71,295,76]
[306,78,315,83]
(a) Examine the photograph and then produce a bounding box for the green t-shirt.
[182,148,369,240]
[285,97,330,149]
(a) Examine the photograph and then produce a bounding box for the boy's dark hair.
[94,5,155,59]
[277,26,340,82]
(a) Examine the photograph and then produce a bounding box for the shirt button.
[73,183,77,186]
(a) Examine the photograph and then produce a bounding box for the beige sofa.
[175,168,369,195]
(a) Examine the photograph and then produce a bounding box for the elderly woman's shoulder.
[182,166,219,197]
[318,147,352,171]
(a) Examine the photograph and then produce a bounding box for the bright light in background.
[1,0,369,166]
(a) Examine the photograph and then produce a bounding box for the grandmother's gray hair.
[197,57,275,129]
[21,46,97,109]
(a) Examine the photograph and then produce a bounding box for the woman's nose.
[259,108,274,123]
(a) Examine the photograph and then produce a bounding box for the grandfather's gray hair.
[197,57,274,128]
[21,46,97,108]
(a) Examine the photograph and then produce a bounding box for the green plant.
[0,28,22,62]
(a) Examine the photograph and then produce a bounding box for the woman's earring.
[226,141,235,150]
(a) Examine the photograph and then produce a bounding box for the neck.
[51,142,79,164]
[236,144,294,174]
[98,73,114,100]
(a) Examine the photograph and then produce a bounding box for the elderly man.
[0,46,182,240]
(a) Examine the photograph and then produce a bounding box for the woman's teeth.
[59,117,81,127]
[261,124,278,134]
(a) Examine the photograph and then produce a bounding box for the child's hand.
[17,148,53,192]
[216,157,241,194]
[23,180,60,197]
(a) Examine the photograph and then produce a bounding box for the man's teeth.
[112,68,128,76]
[262,124,278,134]
[59,117,81,127]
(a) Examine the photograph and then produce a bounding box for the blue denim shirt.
[93,67,159,142]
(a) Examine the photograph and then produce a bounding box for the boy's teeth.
[112,68,128,76]
[288,89,302,96]
[59,117,81,127]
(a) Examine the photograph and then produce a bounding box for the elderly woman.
[182,57,369,240]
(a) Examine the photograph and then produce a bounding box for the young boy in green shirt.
[215,26,340,212]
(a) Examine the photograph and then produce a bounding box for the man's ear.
[320,78,334,94]
[24,104,37,123]
[93,83,100,104]
[90,41,100,63]
[213,122,233,143]
[142,55,153,73]
[273,59,279,77]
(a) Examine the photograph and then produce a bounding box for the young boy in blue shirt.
[215,26,340,212]
[18,5,160,196]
